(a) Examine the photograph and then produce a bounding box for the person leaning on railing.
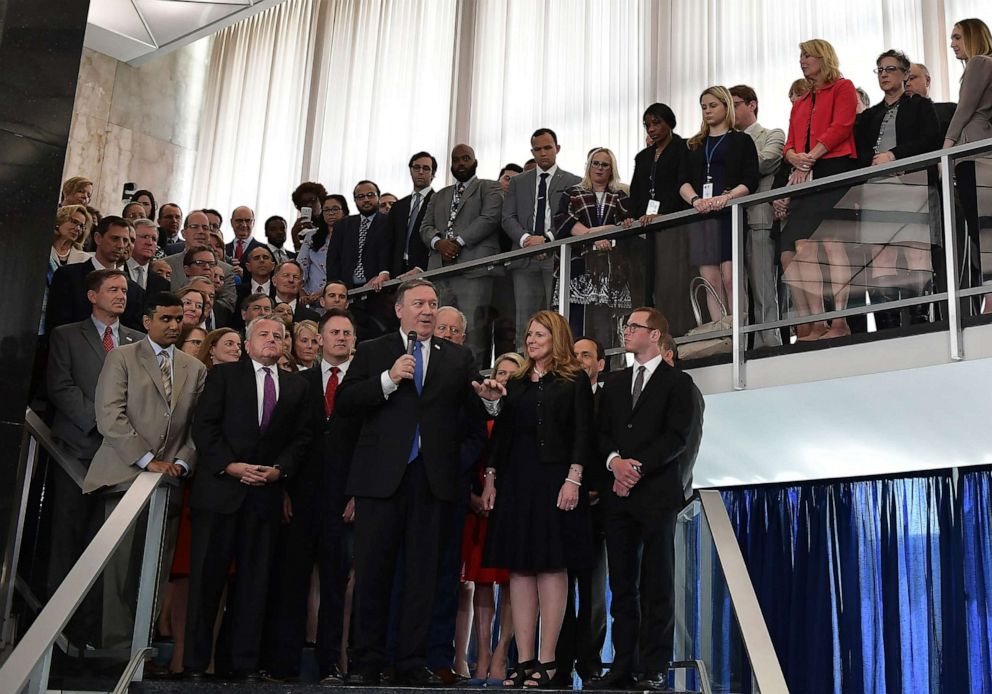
[775,38,860,342]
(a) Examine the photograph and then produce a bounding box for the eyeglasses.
[185,223,210,231]
[322,206,344,214]
[410,165,433,173]
[622,322,652,333]
[354,192,379,201]
[589,160,611,170]
[232,218,254,225]
[65,219,86,229]
[873,66,903,75]
[732,100,746,107]
[188,259,217,267]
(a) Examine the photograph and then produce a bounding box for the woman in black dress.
[479,310,594,687]
[678,86,759,323]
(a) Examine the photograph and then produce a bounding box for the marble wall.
[63,42,211,218]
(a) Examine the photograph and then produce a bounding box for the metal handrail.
[24,408,87,488]
[346,136,992,299]
[0,472,166,693]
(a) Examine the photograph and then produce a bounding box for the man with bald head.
[164,210,238,311]
[419,144,502,366]
[905,62,957,139]
[226,205,264,264]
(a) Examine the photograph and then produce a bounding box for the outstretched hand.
[472,379,507,401]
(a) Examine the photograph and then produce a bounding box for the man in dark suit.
[556,336,609,684]
[45,269,143,639]
[390,152,437,278]
[127,219,171,293]
[47,216,145,333]
[590,309,703,692]
[327,180,392,291]
[184,316,310,680]
[262,309,359,683]
[264,215,296,264]
[157,203,184,253]
[502,128,581,348]
[225,205,265,265]
[906,63,957,140]
[189,276,235,330]
[237,245,277,300]
[336,278,484,685]
[271,260,320,323]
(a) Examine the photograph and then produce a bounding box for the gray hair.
[246,316,286,342]
[436,305,467,333]
[394,278,437,305]
[132,218,157,230]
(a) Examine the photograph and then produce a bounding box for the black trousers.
[352,458,443,674]
[262,490,350,678]
[557,503,609,679]
[184,498,277,673]
[603,499,678,675]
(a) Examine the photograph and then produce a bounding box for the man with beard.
[419,144,502,366]
[327,181,392,291]
[264,215,296,263]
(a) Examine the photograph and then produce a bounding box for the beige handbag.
[678,277,733,360]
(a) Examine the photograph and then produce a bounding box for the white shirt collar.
[322,357,352,378]
[251,358,278,376]
[537,164,558,179]
[91,256,111,271]
[632,354,664,377]
[743,120,761,136]
[413,185,433,197]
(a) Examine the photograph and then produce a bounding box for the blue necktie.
[408,341,424,462]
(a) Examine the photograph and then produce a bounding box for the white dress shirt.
[605,354,664,470]
[380,330,432,397]
[252,358,280,424]
[135,338,189,474]
[322,357,352,390]
[520,164,559,245]
[251,279,272,295]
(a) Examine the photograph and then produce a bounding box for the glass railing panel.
[948,149,992,315]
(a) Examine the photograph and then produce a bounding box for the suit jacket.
[296,364,361,510]
[629,136,690,217]
[286,300,320,324]
[502,167,582,246]
[554,186,631,236]
[946,55,992,146]
[164,251,237,312]
[226,237,264,262]
[46,259,145,334]
[83,340,207,493]
[336,332,481,502]
[389,190,434,276]
[266,243,297,264]
[679,130,760,199]
[326,213,392,289]
[420,178,503,275]
[157,227,182,253]
[934,101,957,141]
[47,319,143,459]
[491,371,594,471]
[190,360,310,518]
[742,123,786,229]
[597,362,704,510]
[855,93,940,166]
[124,261,170,294]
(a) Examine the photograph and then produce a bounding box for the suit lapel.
[619,368,634,417]
[171,355,189,409]
[631,363,667,417]
[81,321,106,361]
[423,337,443,390]
[138,340,169,405]
[454,179,481,218]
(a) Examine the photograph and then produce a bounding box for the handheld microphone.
[407,331,418,355]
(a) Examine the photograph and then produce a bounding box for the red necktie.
[324,366,339,417]
[102,325,114,352]
[235,239,245,260]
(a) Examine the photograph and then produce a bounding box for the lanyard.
[594,191,606,226]
[704,133,728,182]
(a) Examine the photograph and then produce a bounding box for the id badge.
[646,200,660,215]
[702,182,714,199]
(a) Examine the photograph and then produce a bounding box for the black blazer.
[678,130,760,198]
[46,259,145,334]
[292,302,320,324]
[336,332,481,502]
[225,237,264,260]
[326,213,392,289]
[389,191,434,276]
[190,360,311,518]
[597,362,704,510]
[855,93,940,165]
[490,370,594,471]
[295,364,361,511]
[629,135,690,217]
[934,102,957,141]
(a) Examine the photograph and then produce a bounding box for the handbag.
[678,277,733,360]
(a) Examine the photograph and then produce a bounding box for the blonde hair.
[54,205,92,250]
[515,310,582,381]
[955,18,992,61]
[688,86,735,150]
[799,39,843,84]
[60,176,92,203]
[494,352,526,371]
[788,78,812,100]
[579,147,624,192]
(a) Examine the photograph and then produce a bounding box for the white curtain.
[192,0,989,237]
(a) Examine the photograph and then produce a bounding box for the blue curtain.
[711,468,992,694]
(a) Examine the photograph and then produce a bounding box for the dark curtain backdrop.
[705,468,992,694]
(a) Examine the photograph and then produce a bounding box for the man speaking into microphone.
[336,278,486,686]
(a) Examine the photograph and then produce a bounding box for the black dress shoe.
[396,667,446,686]
[321,664,346,685]
[184,670,208,682]
[636,672,674,691]
[585,671,637,690]
[346,670,382,686]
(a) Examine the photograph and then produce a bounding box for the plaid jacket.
[554,185,631,237]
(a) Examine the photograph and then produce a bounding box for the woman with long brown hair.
[479,311,594,687]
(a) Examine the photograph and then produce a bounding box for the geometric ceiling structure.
[84,0,287,64]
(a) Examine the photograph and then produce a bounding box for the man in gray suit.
[164,210,237,311]
[420,144,503,365]
[45,269,143,638]
[502,128,581,348]
[732,86,785,348]
[84,291,207,647]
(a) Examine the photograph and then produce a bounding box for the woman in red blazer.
[775,39,859,341]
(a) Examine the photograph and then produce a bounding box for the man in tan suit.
[85,291,207,647]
